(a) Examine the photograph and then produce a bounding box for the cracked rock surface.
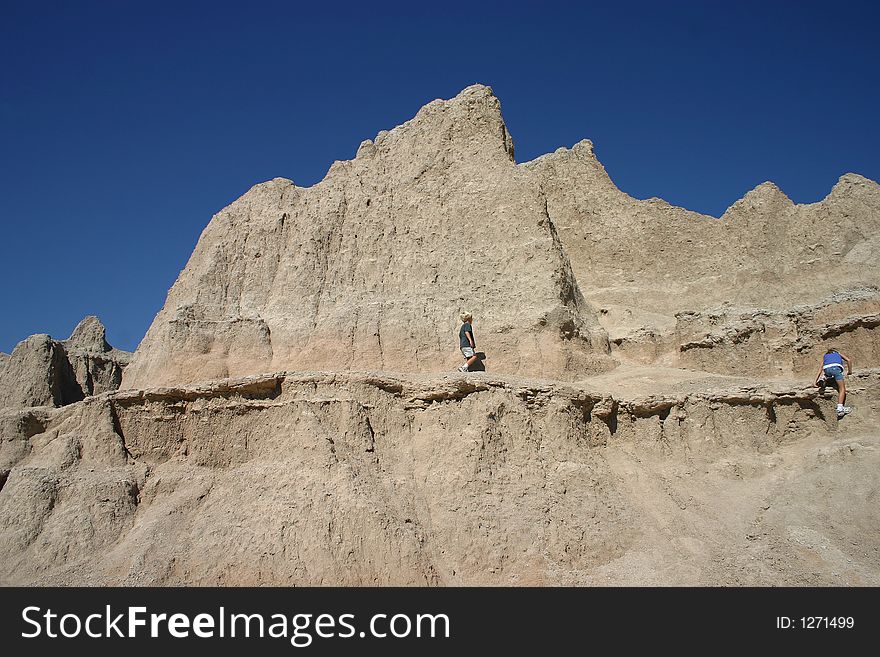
[1,369,877,585]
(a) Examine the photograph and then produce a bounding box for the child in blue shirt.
[815,348,853,418]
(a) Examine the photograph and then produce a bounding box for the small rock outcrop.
[0,317,131,410]
[63,316,132,398]
[675,288,880,376]
[0,334,79,408]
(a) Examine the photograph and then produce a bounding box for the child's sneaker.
[458,364,469,372]
[837,406,852,418]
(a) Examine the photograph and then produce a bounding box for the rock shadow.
[470,352,487,372]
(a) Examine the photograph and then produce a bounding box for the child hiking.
[458,312,478,372]
[815,347,853,418]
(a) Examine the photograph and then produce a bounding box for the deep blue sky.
[1,0,878,353]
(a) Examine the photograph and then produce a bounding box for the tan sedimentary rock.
[125,86,879,388]
[1,85,879,586]
[0,317,131,410]
[526,141,880,372]
[0,334,79,409]
[676,288,880,376]
[123,85,613,389]
[63,316,132,397]
[1,369,877,585]
[530,146,879,312]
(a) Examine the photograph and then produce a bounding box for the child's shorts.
[461,347,475,358]
[823,365,845,381]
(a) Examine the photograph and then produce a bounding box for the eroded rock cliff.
[123,86,612,389]
[1,85,878,586]
[1,370,877,585]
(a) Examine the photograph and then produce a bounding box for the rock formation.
[123,86,879,390]
[2,369,878,585]
[122,85,613,389]
[1,85,878,586]
[526,142,880,374]
[0,316,131,410]
[63,316,132,397]
[0,334,78,409]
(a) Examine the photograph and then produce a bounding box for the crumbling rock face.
[123,85,614,389]
[124,86,879,389]
[531,145,880,315]
[1,369,877,585]
[0,317,131,410]
[2,85,878,586]
[525,139,880,375]
[676,288,880,376]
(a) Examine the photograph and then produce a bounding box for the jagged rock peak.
[412,83,501,123]
[121,84,620,389]
[826,172,880,199]
[65,316,110,353]
[521,139,598,168]
[744,180,792,202]
[351,83,515,165]
[722,181,793,218]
